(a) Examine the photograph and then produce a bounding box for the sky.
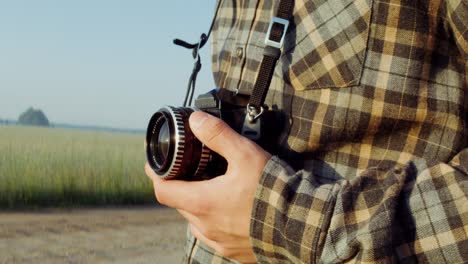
[0,0,217,129]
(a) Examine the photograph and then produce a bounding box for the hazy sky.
[0,0,217,129]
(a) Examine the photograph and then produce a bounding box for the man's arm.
[251,150,467,263]
[146,111,467,263]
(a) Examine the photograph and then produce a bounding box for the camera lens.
[148,116,172,168]
[157,121,170,161]
[146,106,212,180]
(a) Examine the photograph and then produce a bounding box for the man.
[146,0,467,263]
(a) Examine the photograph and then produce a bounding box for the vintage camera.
[145,89,278,181]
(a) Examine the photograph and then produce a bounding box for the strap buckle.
[264,17,289,49]
[247,104,265,122]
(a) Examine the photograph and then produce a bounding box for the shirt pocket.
[283,0,373,90]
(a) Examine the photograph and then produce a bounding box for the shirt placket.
[229,0,259,95]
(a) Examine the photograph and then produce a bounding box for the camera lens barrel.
[146,106,212,180]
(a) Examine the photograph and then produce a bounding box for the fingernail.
[190,111,209,130]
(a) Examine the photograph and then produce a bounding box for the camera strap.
[242,0,293,139]
[173,1,223,107]
[246,0,293,121]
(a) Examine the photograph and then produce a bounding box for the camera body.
[146,89,278,181]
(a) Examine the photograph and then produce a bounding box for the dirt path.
[0,207,187,264]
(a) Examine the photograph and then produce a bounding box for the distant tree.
[0,118,12,125]
[18,107,50,127]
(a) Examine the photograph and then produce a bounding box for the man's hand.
[145,111,271,263]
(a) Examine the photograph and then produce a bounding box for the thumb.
[189,111,249,162]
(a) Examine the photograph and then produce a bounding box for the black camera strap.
[174,1,222,107]
[241,0,293,139]
[246,0,294,121]
[174,0,292,111]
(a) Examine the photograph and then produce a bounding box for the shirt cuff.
[249,155,331,263]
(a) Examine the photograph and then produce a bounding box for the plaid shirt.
[184,0,467,263]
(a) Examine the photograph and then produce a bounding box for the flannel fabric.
[184,0,467,263]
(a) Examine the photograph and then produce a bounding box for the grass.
[0,125,156,208]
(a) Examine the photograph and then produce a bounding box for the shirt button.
[394,166,403,174]
[236,47,243,59]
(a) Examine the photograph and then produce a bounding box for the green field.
[0,125,155,208]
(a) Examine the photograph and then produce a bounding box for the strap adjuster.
[246,104,264,122]
[264,17,289,49]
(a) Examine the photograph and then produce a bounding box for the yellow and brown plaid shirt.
[184,0,467,263]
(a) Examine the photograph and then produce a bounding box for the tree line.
[1,108,50,127]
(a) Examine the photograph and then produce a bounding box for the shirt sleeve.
[250,149,468,263]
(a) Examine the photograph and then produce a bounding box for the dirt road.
[0,207,187,264]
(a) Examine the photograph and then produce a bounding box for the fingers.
[189,223,224,252]
[177,209,200,226]
[145,163,211,213]
[189,111,250,162]
[144,162,157,181]
[189,223,257,263]
[180,209,224,243]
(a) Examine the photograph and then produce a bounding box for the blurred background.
[0,0,216,129]
[0,1,216,262]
